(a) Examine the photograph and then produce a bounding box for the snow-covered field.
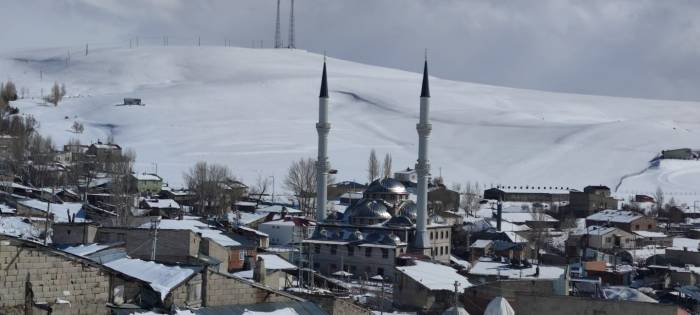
[2,46,700,198]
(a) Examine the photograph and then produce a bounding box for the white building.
[258,217,316,245]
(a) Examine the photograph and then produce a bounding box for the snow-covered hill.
[3,46,700,200]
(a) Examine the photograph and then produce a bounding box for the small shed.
[123,98,141,105]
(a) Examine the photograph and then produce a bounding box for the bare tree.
[0,81,17,105]
[284,157,316,215]
[368,149,379,183]
[654,186,664,215]
[382,153,392,179]
[460,181,481,216]
[250,174,271,205]
[109,149,136,225]
[45,82,66,106]
[71,121,84,134]
[184,161,236,218]
[26,134,56,187]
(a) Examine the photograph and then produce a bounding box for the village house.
[568,225,636,251]
[586,209,656,232]
[132,173,163,195]
[568,185,619,218]
[393,259,472,313]
[483,185,570,203]
[259,216,316,246]
[52,222,99,245]
[138,197,181,218]
[668,206,700,223]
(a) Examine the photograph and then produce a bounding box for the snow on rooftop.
[633,230,667,238]
[17,199,86,223]
[450,255,472,270]
[60,243,110,256]
[104,257,198,301]
[0,217,41,240]
[500,212,557,224]
[141,198,180,209]
[572,225,620,236]
[0,204,16,214]
[586,210,642,223]
[229,211,268,226]
[242,308,300,315]
[469,259,565,280]
[671,238,700,252]
[257,205,302,214]
[471,239,493,248]
[396,260,472,291]
[135,173,162,181]
[140,217,241,247]
[258,254,297,270]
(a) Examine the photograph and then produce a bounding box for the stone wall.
[0,237,111,315]
[297,293,372,315]
[204,269,297,306]
[511,294,688,315]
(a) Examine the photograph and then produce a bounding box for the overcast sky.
[3,0,700,101]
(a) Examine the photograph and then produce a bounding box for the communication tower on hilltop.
[288,0,296,48]
[274,0,282,48]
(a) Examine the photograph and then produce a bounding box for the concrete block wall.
[0,239,110,315]
[204,270,295,306]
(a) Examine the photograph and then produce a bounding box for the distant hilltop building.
[661,148,698,160]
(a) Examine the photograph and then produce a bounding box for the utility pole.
[151,217,159,260]
[198,36,201,47]
[44,187,54,245]
[269,175,275,203]
[85,43,88,56]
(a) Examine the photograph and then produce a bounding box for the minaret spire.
[315,59,331,221]
[320,57,328,98]
[413,56,432,254]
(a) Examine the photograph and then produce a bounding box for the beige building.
[572,226,636,250]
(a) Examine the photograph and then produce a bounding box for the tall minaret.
[413,58,432,253]
[315,59,330,221]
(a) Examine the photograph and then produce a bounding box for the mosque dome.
[484,297,515,315]
[398,200,418,220]
[365,178,408,195]
[442,306,469,315]
[344,199,392,223]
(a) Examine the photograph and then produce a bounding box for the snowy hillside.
[2,46,700,199]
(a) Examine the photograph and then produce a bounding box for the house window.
[365,247,372,257]
[314,245,321,254]
[648,224,652,229]
[635,224,640,230]
[348,247,354,256]
[377,268,384,276]
[605,237,612,243]
[439,247,443,255]
[440,231,444,239]
[239,250,246,260]
[330,245,337,255]
[381,248,388,259]
[430,232,433,240]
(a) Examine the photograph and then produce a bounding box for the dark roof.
[420,59,430,98]
[191,301,327,315]
[319,62,328,98]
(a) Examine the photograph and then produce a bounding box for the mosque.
[302,58,455,282]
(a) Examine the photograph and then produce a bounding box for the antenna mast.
[274,0,282,48]
[288,0,295,48]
